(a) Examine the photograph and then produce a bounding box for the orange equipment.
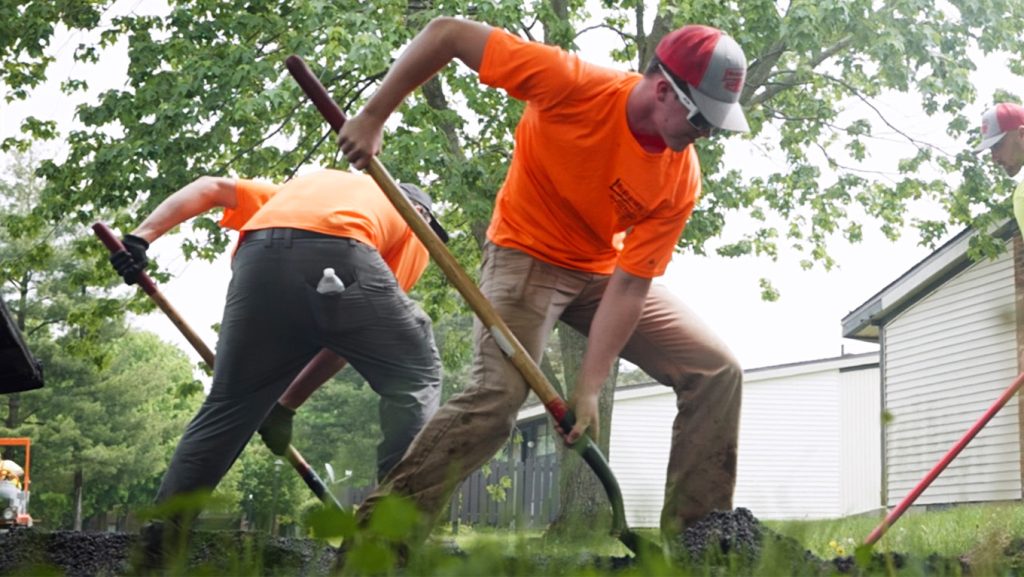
[0,438,33,529]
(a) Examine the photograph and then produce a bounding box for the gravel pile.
[0,529,336,576]
[0,509,980,576]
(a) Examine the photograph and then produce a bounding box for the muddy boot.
[129,521,167,575]
[130,520,188,576]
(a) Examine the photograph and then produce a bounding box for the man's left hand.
[561,392,599,445]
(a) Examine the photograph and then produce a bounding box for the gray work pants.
[358,242,741,539]
[156,231,441,505]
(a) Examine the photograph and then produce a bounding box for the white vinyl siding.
[883,247,1020,506]
[839,366,883,515]
[608,389,674,527]
[532,354,881,526]
[733,369,841,520]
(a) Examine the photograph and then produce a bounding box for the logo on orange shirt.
[609,178,648,224]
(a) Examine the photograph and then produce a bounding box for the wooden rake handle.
[92,222,215,365]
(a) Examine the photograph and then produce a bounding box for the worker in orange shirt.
[337,18,746,554]
[108,169,448,549]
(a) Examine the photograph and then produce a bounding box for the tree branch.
[572,23,632,47]
[742,39,787,105]
[747,35,854,107]
[819,73,954,158]
[215,100,305,174]
[421,76,466,162]
[810,140,901,180]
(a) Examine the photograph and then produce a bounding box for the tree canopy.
[4,1,1023,288]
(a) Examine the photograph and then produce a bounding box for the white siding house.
[734,355,881,520]
[517,352,882,526]
[843,223,1022,508]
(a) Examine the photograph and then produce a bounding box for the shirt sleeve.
[384,231,430,292]
[219,179,278,230]
[478,28,581,109]
[617,157,702,278]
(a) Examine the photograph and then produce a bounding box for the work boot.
[130,521,167,575]
[130,520,189,576]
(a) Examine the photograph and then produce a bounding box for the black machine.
[0,296,43,394]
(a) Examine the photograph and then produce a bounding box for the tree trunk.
[73,467,84,531]
[5,393,19,429]
[545,323,618,538]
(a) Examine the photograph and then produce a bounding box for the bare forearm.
[131,176,237,243]
[361,17,491,121]
[338,18,492,168]
[278,349,348,410]
[577,269,652,396]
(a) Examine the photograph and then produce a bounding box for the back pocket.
[303,281,379,334]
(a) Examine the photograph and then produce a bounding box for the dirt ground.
[0,508,980,576]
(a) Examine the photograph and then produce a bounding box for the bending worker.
[108,168,448,521]
[337,17,746,556]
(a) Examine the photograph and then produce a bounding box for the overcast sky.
[3,2,1022,379]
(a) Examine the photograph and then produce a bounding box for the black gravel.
[0,529,336,577]
[0,509,986,576]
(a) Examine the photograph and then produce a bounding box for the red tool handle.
[93,222,215,366]
[863,371,1024,545]
[285,57,346,133]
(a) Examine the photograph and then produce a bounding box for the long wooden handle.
[284,56,636,541]
[92,222,216,366]
[92,221,343,511]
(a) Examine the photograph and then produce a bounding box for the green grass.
[766,502,1024,559]
[416,503,1024,576]
[64,501,1022,576]
[760,502,1024,577]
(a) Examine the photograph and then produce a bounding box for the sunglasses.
[658,64,718,136]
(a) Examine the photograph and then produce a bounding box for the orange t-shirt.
[479,29,701,278]
[219,169,429,292]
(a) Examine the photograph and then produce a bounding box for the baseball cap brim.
[689,87,749,133]
[974,131,1006,153]
[426,219,449,244]
[399,183,450,244]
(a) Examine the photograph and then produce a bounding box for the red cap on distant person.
[655,25,749,132]
[974,103,1024,152]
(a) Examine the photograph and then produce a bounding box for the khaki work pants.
[359,242,741,539]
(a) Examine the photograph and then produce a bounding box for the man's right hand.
[258,403,295,456]
[336,112,385,170]
[108,234,150,285]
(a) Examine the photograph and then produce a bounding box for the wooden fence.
[338,453,560,529]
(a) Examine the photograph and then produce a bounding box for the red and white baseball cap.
[655,25,749,133]
[974,103,1024,152]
